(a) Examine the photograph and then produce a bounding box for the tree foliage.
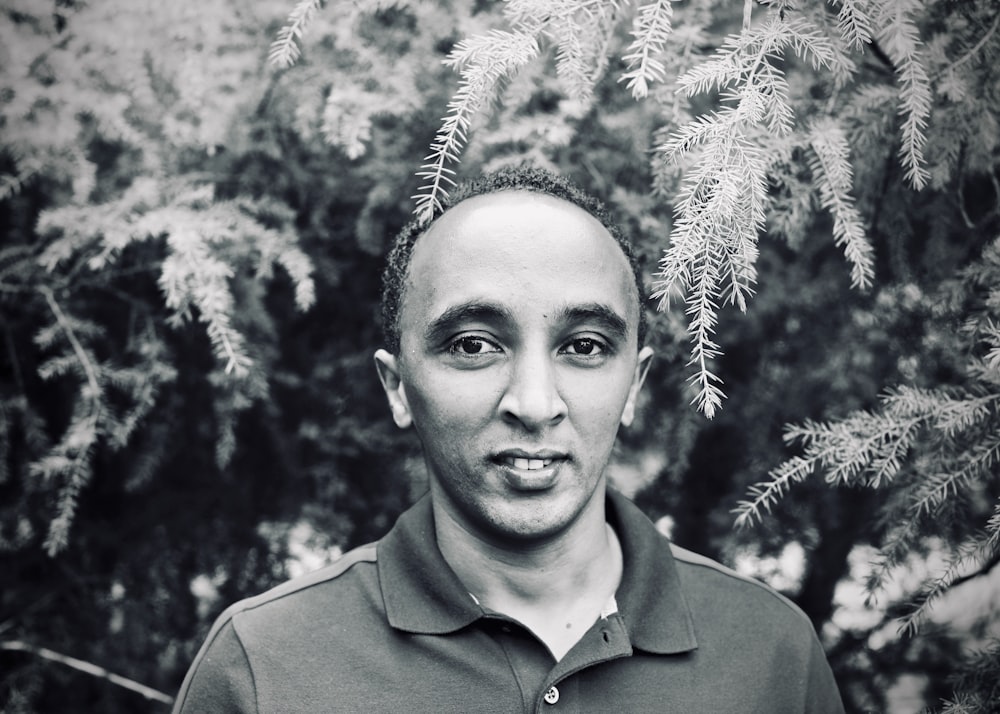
[1,0,437,709]
[1,0,317,557]
[361,0,900,418]
[736,236,1000,707]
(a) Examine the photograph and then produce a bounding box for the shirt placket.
[533,612,633,713]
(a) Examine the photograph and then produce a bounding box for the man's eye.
[449,336,501,356]
[563,338,605,356]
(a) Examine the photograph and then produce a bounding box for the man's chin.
[477,496,600,545]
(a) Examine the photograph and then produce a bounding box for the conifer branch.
[896,499,1000,637]
[920,389,998,436]
[874,0,931,189]
[656,118,765,379]
[321,86,374,160]
[735,406,926,526]
[937,640,1000,713]
[808,118,875,289]
[0,159,40,201]
[748,379,1000,630]
[269,0,324,69]
[676,16,844,101]
[619,0,674,99]
[833,0,874,50]
[790,412,921,487]
[544,1,623,102]
[948,11,1000,74]
[550,15,594,102]
[39,287,100,400]
[36,287,102,556]
[684,239,725,417]
[656,11,859,416]
[160,227,250,377]
[413,30,539,222]
[734,454,819,528]
[864,514,926,601]
[907,436,1000,519]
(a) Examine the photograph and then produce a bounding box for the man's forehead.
[415,190,617,259]
[415,190,622,266]
[448,186,594,216]
[400,190,639,336]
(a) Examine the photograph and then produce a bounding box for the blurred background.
[1,0,999,711]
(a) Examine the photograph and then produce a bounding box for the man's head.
[380,167,648,355]
[374,167,653,545]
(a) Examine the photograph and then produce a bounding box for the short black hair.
[380,166,647,354]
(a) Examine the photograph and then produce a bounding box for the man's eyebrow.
[559,304,630,342]
[424,302,515,342]
[423,301,631,343]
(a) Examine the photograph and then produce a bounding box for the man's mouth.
[493,450,568,471]
[502,456,554,471]
[493,451,566,491]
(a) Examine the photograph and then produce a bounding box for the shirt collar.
[379,495,483,633]
[378,489,698,655]
[605,489,698,654]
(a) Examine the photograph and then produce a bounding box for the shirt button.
[543,686,559,705]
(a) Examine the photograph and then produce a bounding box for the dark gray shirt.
[173,490,845,713]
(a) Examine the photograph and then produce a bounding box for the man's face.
[375,191,652,544]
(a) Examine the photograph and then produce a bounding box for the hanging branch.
[874,0,931,189]
[37,286,103,556]
[412,29,540,222]
[808,118,875,289]
[653,13,850,416]
[619,0,674,99]
[269,0,324,68]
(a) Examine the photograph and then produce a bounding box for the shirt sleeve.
[172,618,258,714]
[804,633,846,714]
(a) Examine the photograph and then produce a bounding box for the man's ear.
[620,346,654,428]
[374,349,413,429]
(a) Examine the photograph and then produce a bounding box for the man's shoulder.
[217,541,380,628]
[667,542,816,630]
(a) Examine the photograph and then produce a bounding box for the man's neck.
[433,499,623,661]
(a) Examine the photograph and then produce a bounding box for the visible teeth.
[508,457,553,470]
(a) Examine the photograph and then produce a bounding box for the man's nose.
[497,350,567,430]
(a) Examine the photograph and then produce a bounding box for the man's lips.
[493,451,566,491]
[492,450,569,472]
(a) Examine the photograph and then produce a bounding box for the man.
[173,167,844,712]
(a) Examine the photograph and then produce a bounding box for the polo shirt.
[173,490,844,713]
